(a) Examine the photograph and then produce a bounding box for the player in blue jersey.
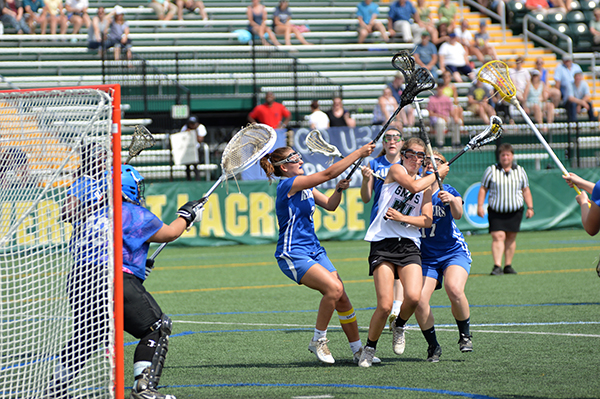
[415,150,472,363]
[49,157,202,399]
[359,137,449,368]
[360,127,405,331]
[260,142,375,364]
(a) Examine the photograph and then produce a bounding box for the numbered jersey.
[420,184,471,262]
[364,166,424,247]
[275,176,322,257]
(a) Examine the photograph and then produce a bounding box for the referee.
[477,143,534,275]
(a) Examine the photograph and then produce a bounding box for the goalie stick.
[125,125,156,164]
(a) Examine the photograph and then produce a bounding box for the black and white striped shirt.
[481,163,529,213]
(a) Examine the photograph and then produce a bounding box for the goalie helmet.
[121,164,145,206]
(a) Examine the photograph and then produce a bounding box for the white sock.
[392,300,402,315]
[313,328,327,341]
[349,339,362,354]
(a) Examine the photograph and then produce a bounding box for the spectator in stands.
[413,31,439,78]
[178,115,208,180]
[88,6,108,55]
[247,0,281,46]
[149,0,177,22]
[387,0,423,43]
[373,86,401,128]
[590,7,600,46]
[438,32,474,82]
[454,19,475,60]
[105,5,132,61]
[44,0,67,35]
[524,0,550,12]
[437,0,458,30]
[326,96,356,128]
[554,54,582,109]
[489,0,510,18]
[509,56,530,105]
[177,0,207,21]
[65,0,90,35]
[1,0,30,33]
[432,20,450,47]
[309,100,330,130]
[357,0,390,44]
[387,72,415,127]
[24,0,47,35]
[467,79,495,125]
[523,69,554,132]
[534,57,561,107]
[273,0,312,46]
[564,71,598,122]
[428,84,461,148]
[473,21,497,62]
[438,69,464,125]
[248,91,292,129]
[415,0,437,40]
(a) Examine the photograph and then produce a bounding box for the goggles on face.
[273,151,302,166]
[423,157,446,166]
[383,134,403,143]
[402,149,426,161]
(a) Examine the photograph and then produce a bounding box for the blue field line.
[157,382,499,398]
[169,302,600,317]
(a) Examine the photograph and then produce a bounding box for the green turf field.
[130,229,600,399]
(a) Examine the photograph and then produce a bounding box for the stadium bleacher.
[0,0,599,179]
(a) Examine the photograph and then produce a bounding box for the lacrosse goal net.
[0,86,124,399]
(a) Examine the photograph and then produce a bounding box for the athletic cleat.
[357,346,377,368]
[392,325,406,355]
[426,344,442,362]
[388,313,397,332]
[458,334,473,352]
[353,347,381,364]
[503,265,517,274]
[130,388,176,399]
[308,337,335,364]
[490,265,503,275]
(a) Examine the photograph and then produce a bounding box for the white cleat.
[357,346,377,368]
[392,325,406,355]
[354,347,381,365]
[308,337,335,364]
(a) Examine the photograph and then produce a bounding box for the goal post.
[0,85,124,399]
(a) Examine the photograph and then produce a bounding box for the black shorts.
[368,237,422,277]
[488,207,524,233]
[123,272,163,339]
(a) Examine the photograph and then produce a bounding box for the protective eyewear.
[402,149,426,161]
[423,157,446,166]
[383,134,403,143]
[273,151,302,166]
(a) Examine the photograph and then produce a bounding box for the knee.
[325,280,344,301]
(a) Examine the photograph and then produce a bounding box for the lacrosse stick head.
[469,115,504,150]
[477,60,517,105]
[125,125,156,164]
[305,129,342,159]
[221,123,277,178]
[400,67,436,108]
[391,50,416,81]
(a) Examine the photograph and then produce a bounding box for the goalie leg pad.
[133,314,172,392]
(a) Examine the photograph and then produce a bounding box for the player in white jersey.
[415,150,472,363]
[358,138,449,367]
[260,142,376,365]
[360,127,405,328]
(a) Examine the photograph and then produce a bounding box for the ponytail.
[259,146,292,183]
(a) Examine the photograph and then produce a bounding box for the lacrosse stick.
[477,60,581,195]
[125,125,156,164]
[447,115,503,166]
[305,129,383,181]
[392,50,417,79]
[341,67,437,188]
[148,123,277,261]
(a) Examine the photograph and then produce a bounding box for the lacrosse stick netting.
[125,125,156,164]
[447,115,503,166]
[477,60,581,194]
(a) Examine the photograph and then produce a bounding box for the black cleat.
[503,265,517,274]
[458,334,473,352]
[490,265,503,275]
[426,344,442,362]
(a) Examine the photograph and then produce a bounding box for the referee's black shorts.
[368,237,422,278]
[123,272,164,339]
[488,206,524,233]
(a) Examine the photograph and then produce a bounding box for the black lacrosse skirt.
[488,207,524,233]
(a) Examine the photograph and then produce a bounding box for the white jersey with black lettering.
[364,165,424,247]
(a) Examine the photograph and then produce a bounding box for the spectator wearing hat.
[105,5,132,61]
[523,69,555,133]
[473,20,497,62]
[438,32,474,82]
[553,54,582,107]
[509,56,530,105]
[356,0,390,43]
[413,31,439,77]
[177,115,208,180]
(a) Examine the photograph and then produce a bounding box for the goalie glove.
[176,200,204,227]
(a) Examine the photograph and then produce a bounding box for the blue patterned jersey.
[275,176,322,258]
[368,155,399,223]
[122,201,163,280]
[420,184,471,262]
[592,180,600,207]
